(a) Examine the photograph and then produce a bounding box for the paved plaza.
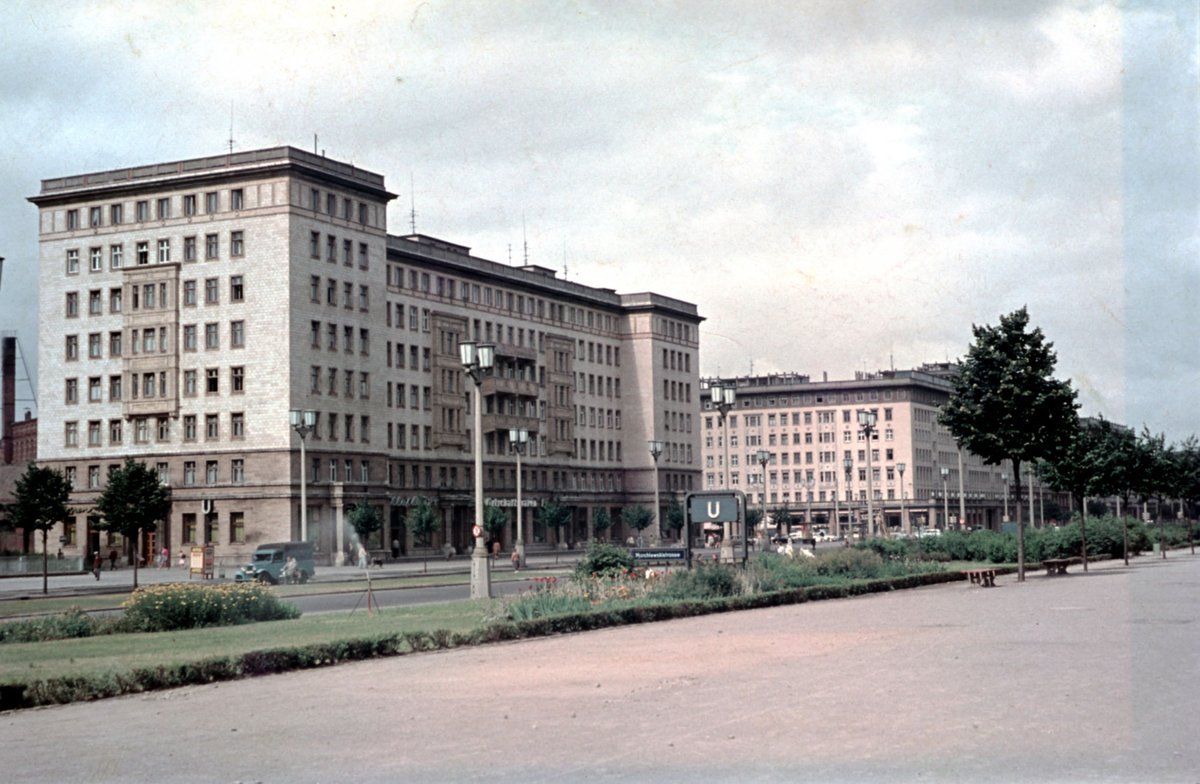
[1,553,1198,783]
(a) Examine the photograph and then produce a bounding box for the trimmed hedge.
[0,569,963,712]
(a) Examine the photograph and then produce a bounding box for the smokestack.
[2,337,15,464]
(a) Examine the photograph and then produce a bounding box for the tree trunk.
[133,528,140,590]
[1012,460,1025,582]
[1079,491,1089,572]
[41,529,48,595]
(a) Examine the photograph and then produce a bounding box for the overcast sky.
[0,1,1195,442]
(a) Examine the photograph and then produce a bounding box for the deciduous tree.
[939,307,1077,580]
[93,458,171,590]
[4,464,76,595]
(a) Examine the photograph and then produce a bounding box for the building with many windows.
[30,147,701,564]
[701,365,1064,538]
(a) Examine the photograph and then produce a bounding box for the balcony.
[482,375,539,399]
[484,413,540,435]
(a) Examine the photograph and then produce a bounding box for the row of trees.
[3,459,169,594]
[939,307,1197,580]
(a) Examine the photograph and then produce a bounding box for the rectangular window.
[156,197,170,219]
[205,234,219,260]
[110,244,123,269]
[158,238,170,263]
[88,377,101,402]
[88,289,102,315]
[157,417,169,442]
[206,367,219,394]
[343,239,353,266]
[184,279,197,306]
[184,194,197,216]
[108,330,122,356]
[136,201,149,222]
[110,204,123,225]
[88,421,101,446]
[65,292,79,317]
[136,241,149,265]
[230,275,244,302]
[206,460,218,484]
[64,421,78,447]
[183,324,197,351]
[310,231,321,258]
[88,333,102,359]
[230,188,244,210]
[205,414,219,440]
[205,191,218,214]
[230,320,245,348]
[231,463,245,489]
[183,415,197,441]
[65,335,78,360]
[184,236,197,262]
[204,323,219,349]
[327,234,337,262]
[231,412,245,439]
[65,378,78,404]
[205,277,218,304]
[109,418,122,444]
[89,247,102,272]
[109,375,122,401]
[89,206,102,227]
[231,366,244,393]
[67,209,80,229]
[66,249,79,274]
[358,242,369,269]
[184,369,197,396]
[231,230,244,257]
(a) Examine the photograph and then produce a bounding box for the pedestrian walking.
[391,538,400,559]
[160,547,169,569]
[108,548,118,571]
[92,552,102,580]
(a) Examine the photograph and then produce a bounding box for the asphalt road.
[292,578,539,614]
[3,552,1198,783]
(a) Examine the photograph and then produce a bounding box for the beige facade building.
[700,366,1060,537]
[30,147,701,564]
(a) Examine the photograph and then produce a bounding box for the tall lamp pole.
[1003,475,1010,522]
[509,428,530,570]
[755,449,771,551]
[712,382,737,564]
[460,341,496,600]
[804,476,815,540]
[897,462,907,535]
[843,456,854,545]
[648,440,665,546]
[940,466,950,531]
[858,410,878,538]
[832,464,841,541]
[289,410,317,545]
[957,448,966,531]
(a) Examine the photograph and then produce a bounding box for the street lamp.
[509,428,530,570]
[804,476,815,540]
[940,466,950,531]
[711,382,737,564]
[897,462,907,535]
[460,340,496,600]
[843,456,854,545]
[857,410,878,538]
[755,449,771,551]
[289,409,317,546]
[648,440,665,546]
[957,449,966,531]
[1003,475,1010,522]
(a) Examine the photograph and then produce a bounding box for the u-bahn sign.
[686,491,742,524]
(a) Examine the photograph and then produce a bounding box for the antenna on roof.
[409,173,417,234]
[227,103,236,155]
[522,214,529,266]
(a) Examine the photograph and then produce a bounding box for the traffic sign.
[686,491,742,523]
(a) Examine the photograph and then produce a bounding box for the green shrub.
[0,607,101,644]
[573,541,634,578]
[119,582,300,632]
[654,564,742,600]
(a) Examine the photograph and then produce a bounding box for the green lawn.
[0,570,543,619]
[0,599,497,684]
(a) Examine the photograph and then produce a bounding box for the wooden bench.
[963,567,997,587]
[1042,558,1071,575]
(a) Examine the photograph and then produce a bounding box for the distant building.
[28,146,701,563]
[701,365,1067,536]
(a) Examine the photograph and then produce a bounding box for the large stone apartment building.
[701,366,1066,537]
[29,147,702,564]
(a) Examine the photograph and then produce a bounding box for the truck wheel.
[257,573,274,585]
[299,571,309,584]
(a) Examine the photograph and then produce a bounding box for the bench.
[1042,558,1071,575]
[963,567,997,588]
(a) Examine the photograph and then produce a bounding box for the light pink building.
[701,365,1062,537]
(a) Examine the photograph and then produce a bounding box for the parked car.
[234,541,316,585]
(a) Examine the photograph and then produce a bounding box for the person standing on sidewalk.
[92,552,102,580]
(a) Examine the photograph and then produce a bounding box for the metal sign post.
[685,491,746,569]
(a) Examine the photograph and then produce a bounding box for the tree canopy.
[94,458,171,589]
[5,463,76,594]
[939,307,1077,580]
[347,502,383,543]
